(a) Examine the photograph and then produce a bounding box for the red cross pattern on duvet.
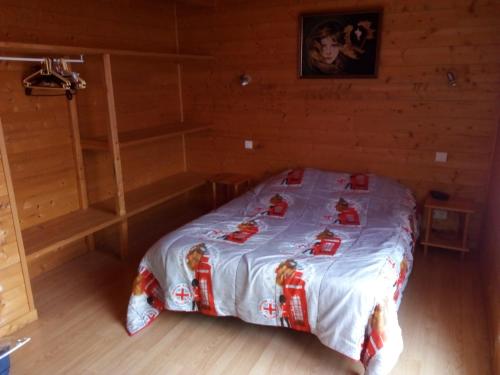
[172,284,192,306]
[259,299,278,319]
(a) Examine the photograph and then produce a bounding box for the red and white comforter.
[127,168,417,375]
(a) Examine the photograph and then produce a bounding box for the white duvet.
[127,168,417,375]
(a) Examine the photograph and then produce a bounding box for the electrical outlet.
[433,209,448,220]
[244,140,253,150]
[435,152,448,163]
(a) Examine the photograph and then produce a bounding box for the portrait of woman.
[299,11,381,78]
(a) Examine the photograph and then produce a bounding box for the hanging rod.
[0,54,84,63]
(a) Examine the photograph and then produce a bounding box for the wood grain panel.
[121,137,185,193]
[182,0,500,249]
[483,127,500,375]
[111,56,181,132]
[0,1,178,53]
[84,152,117,205]
[0,61,80,229]
[181,61,215,125]
[75,55,110,139]
[27,240,88,279]
[0,262,29,328]
[75,55,118,205]
[0,160,20,269]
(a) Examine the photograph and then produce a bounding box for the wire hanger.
[22,57,86,100]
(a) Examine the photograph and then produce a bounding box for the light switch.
[435,152,447,163]
[244,140,253,150]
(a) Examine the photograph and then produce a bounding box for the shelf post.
[0,118,37,314]
[67,94,95,251]
[103,53,128,258]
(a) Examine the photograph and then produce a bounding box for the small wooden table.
[209,173,252,209]
[420,195,475,258]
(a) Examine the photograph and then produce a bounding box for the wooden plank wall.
[111,56,181,133]
[0,61,80,229]
[0,0,177,52]
[180,0,500,247]
[483,127,500,375]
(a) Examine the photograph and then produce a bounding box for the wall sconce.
[446,71,457,87]
[239,74,252,86]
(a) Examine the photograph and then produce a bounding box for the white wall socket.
[244,140,253,150]
[435,152,448,163]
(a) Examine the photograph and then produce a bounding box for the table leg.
[424,207,433,256]
[212,181,217,209]
[461,212,471,260]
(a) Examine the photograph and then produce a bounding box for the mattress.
[126,168,417,375]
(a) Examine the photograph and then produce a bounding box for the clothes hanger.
[22,57,86,100]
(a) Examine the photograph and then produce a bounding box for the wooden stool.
[209,173,252,209]
[420,195,475,259]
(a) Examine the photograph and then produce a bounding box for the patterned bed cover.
[127,168,417,375]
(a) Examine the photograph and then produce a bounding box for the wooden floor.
[10,248,492,375]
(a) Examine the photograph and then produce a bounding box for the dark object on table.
[430,190,449,201]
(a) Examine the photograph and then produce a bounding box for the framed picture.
[299,10,382,78]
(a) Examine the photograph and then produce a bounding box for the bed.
[126,168,417,375]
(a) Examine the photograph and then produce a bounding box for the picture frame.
[299,10,382,78]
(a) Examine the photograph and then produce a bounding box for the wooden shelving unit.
[0,43,210,265]
[81,124,209,151]
[0,1,214,334]
[22,208,121,261]
[0,4,213,272]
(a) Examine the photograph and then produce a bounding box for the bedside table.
[420,195,475,258]
[209,173,252,209]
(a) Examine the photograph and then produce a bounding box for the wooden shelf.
[95,172,207,218]
[81,124,209,151]
[421,232,469,252]
[125,172,207,217]
[0,41,214,61]
[425,197,475,213]
[22,208,121,260]
[22,173,205,261]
